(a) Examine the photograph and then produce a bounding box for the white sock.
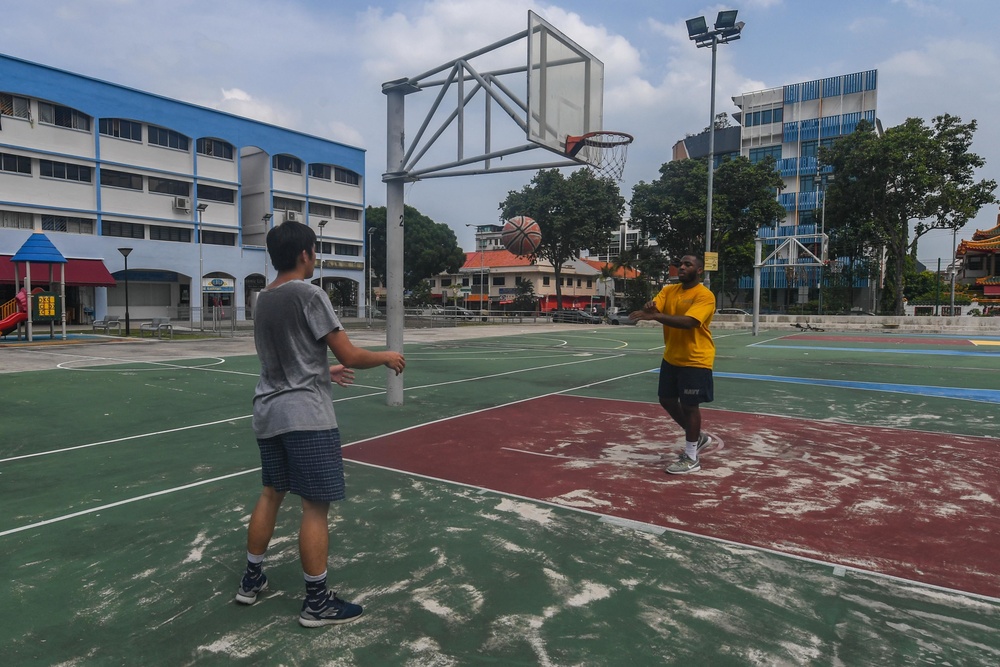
[685,441,698,460]
[247,551,265,565]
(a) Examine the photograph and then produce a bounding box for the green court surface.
[1,325,998,666]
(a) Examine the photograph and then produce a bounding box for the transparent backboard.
[527,11,604,165]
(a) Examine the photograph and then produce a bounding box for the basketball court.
[2,324,999,665]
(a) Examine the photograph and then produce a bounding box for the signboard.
[202,278,235,293]
[317,259,365,271]
[31,292,60,321]
[704,252,719,272]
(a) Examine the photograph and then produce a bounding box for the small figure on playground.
[630,254,716,474]
[236,220,405,627]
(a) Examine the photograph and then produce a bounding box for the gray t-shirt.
[252,280,342,438]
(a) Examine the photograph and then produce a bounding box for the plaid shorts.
[256,429,345,502]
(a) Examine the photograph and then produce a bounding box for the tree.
[629,155,785,296]
[511,277,537,313]
[821,116,996,314]
[365,205,467,291]
[500,169,625,308]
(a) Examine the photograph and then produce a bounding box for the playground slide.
[0,311,28,336]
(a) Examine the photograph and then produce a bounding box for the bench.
[139,317,173,339]
[92,315,122,335]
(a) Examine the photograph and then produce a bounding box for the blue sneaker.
[235,570,268,605]
[299,590,364,627]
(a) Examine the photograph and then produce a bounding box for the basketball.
[501,216,542,256]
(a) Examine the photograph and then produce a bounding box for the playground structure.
[2,233,75,341]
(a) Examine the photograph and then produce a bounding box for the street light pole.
[317,219,328,294]
[950,225,958,313]
[367,227,375,325]
[118,247,132,336]
[466,224,486,313]
[262,213,273,286]
[686,10,745,295]
[196,203,208,324]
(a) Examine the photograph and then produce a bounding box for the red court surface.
[347,395,999,599]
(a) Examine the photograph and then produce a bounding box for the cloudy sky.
[3,0,998,266]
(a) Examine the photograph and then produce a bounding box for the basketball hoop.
[565,131,634,182]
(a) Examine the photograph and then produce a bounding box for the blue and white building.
[0,53,367,324]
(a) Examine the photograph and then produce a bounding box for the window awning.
[0,256,117,287]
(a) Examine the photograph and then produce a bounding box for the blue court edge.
[757,344,1000,358]
[714,372,1000,404]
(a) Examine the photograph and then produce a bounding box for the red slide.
[0,311,28,336]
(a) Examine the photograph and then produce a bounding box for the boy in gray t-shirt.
[236,221,405,628]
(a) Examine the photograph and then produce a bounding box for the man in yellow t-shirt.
[630,255,716,474]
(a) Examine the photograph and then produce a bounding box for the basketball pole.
[384,84,407,406]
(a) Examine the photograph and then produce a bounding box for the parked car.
[716,308,750,315]
[607,311,637,325]
[551,309,603,324]
[442,306,477,320]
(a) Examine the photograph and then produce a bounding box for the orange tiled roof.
[957,237,1000,256]
[460,249,534,270]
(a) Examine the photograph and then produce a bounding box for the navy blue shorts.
[658,360,714,406]
[256,429,345,502]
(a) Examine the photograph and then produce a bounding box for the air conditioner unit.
[173,196,190,211]
[285,211,300,222]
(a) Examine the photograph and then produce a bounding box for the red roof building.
[956,213,1000,305]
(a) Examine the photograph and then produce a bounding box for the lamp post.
[262,213,273,285]
[118,247,132,336]
[317,219,328,294]
[950,225,958,313]
[465,224,487,314]
[367,226,375,324]
[196,203,208,323]
[686,10,745,294]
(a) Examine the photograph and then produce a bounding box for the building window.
[441,278,452,287]
[102,220,144,239]
[100,169,142,190]
[586,279,592,288]
[149,225,191,242]
[749,145,782,164]
[309,164,332,180]
[334,244,360,256]
[273,196,303,212]
[492,276,506,286]
[334,167,360,186]
[37,102,91,131]
[334,206,360,221]
[148,177,191,196]
[1,152,31,175]
[99,118,142,142]
[967,256,984,271]
[801,140,818,159]
[200,230,236,246]
[0,93,30,119]
[543,276,550,286]
[309,202,332,217]
[462,277,469,286]
[40,159,92,183]
[42,215,94,234]
[148,125,189,151]
[1,210,33,229]
[197,183,236,203]
[272,154,302,173]
[197,138,234,160]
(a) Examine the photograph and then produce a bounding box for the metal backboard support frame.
[380,11,604,405]
[752,231,829,336]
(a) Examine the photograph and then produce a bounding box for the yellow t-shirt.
[653,283,716,369]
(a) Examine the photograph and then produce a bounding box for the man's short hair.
[267,221,316,272]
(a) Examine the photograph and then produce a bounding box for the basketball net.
[565,131,634,182]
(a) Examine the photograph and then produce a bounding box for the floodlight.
[715,10,739,30]
[686,16,708,39]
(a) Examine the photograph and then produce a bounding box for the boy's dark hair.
[266,221,316,272]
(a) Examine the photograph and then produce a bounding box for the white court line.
[0,468,260,538]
